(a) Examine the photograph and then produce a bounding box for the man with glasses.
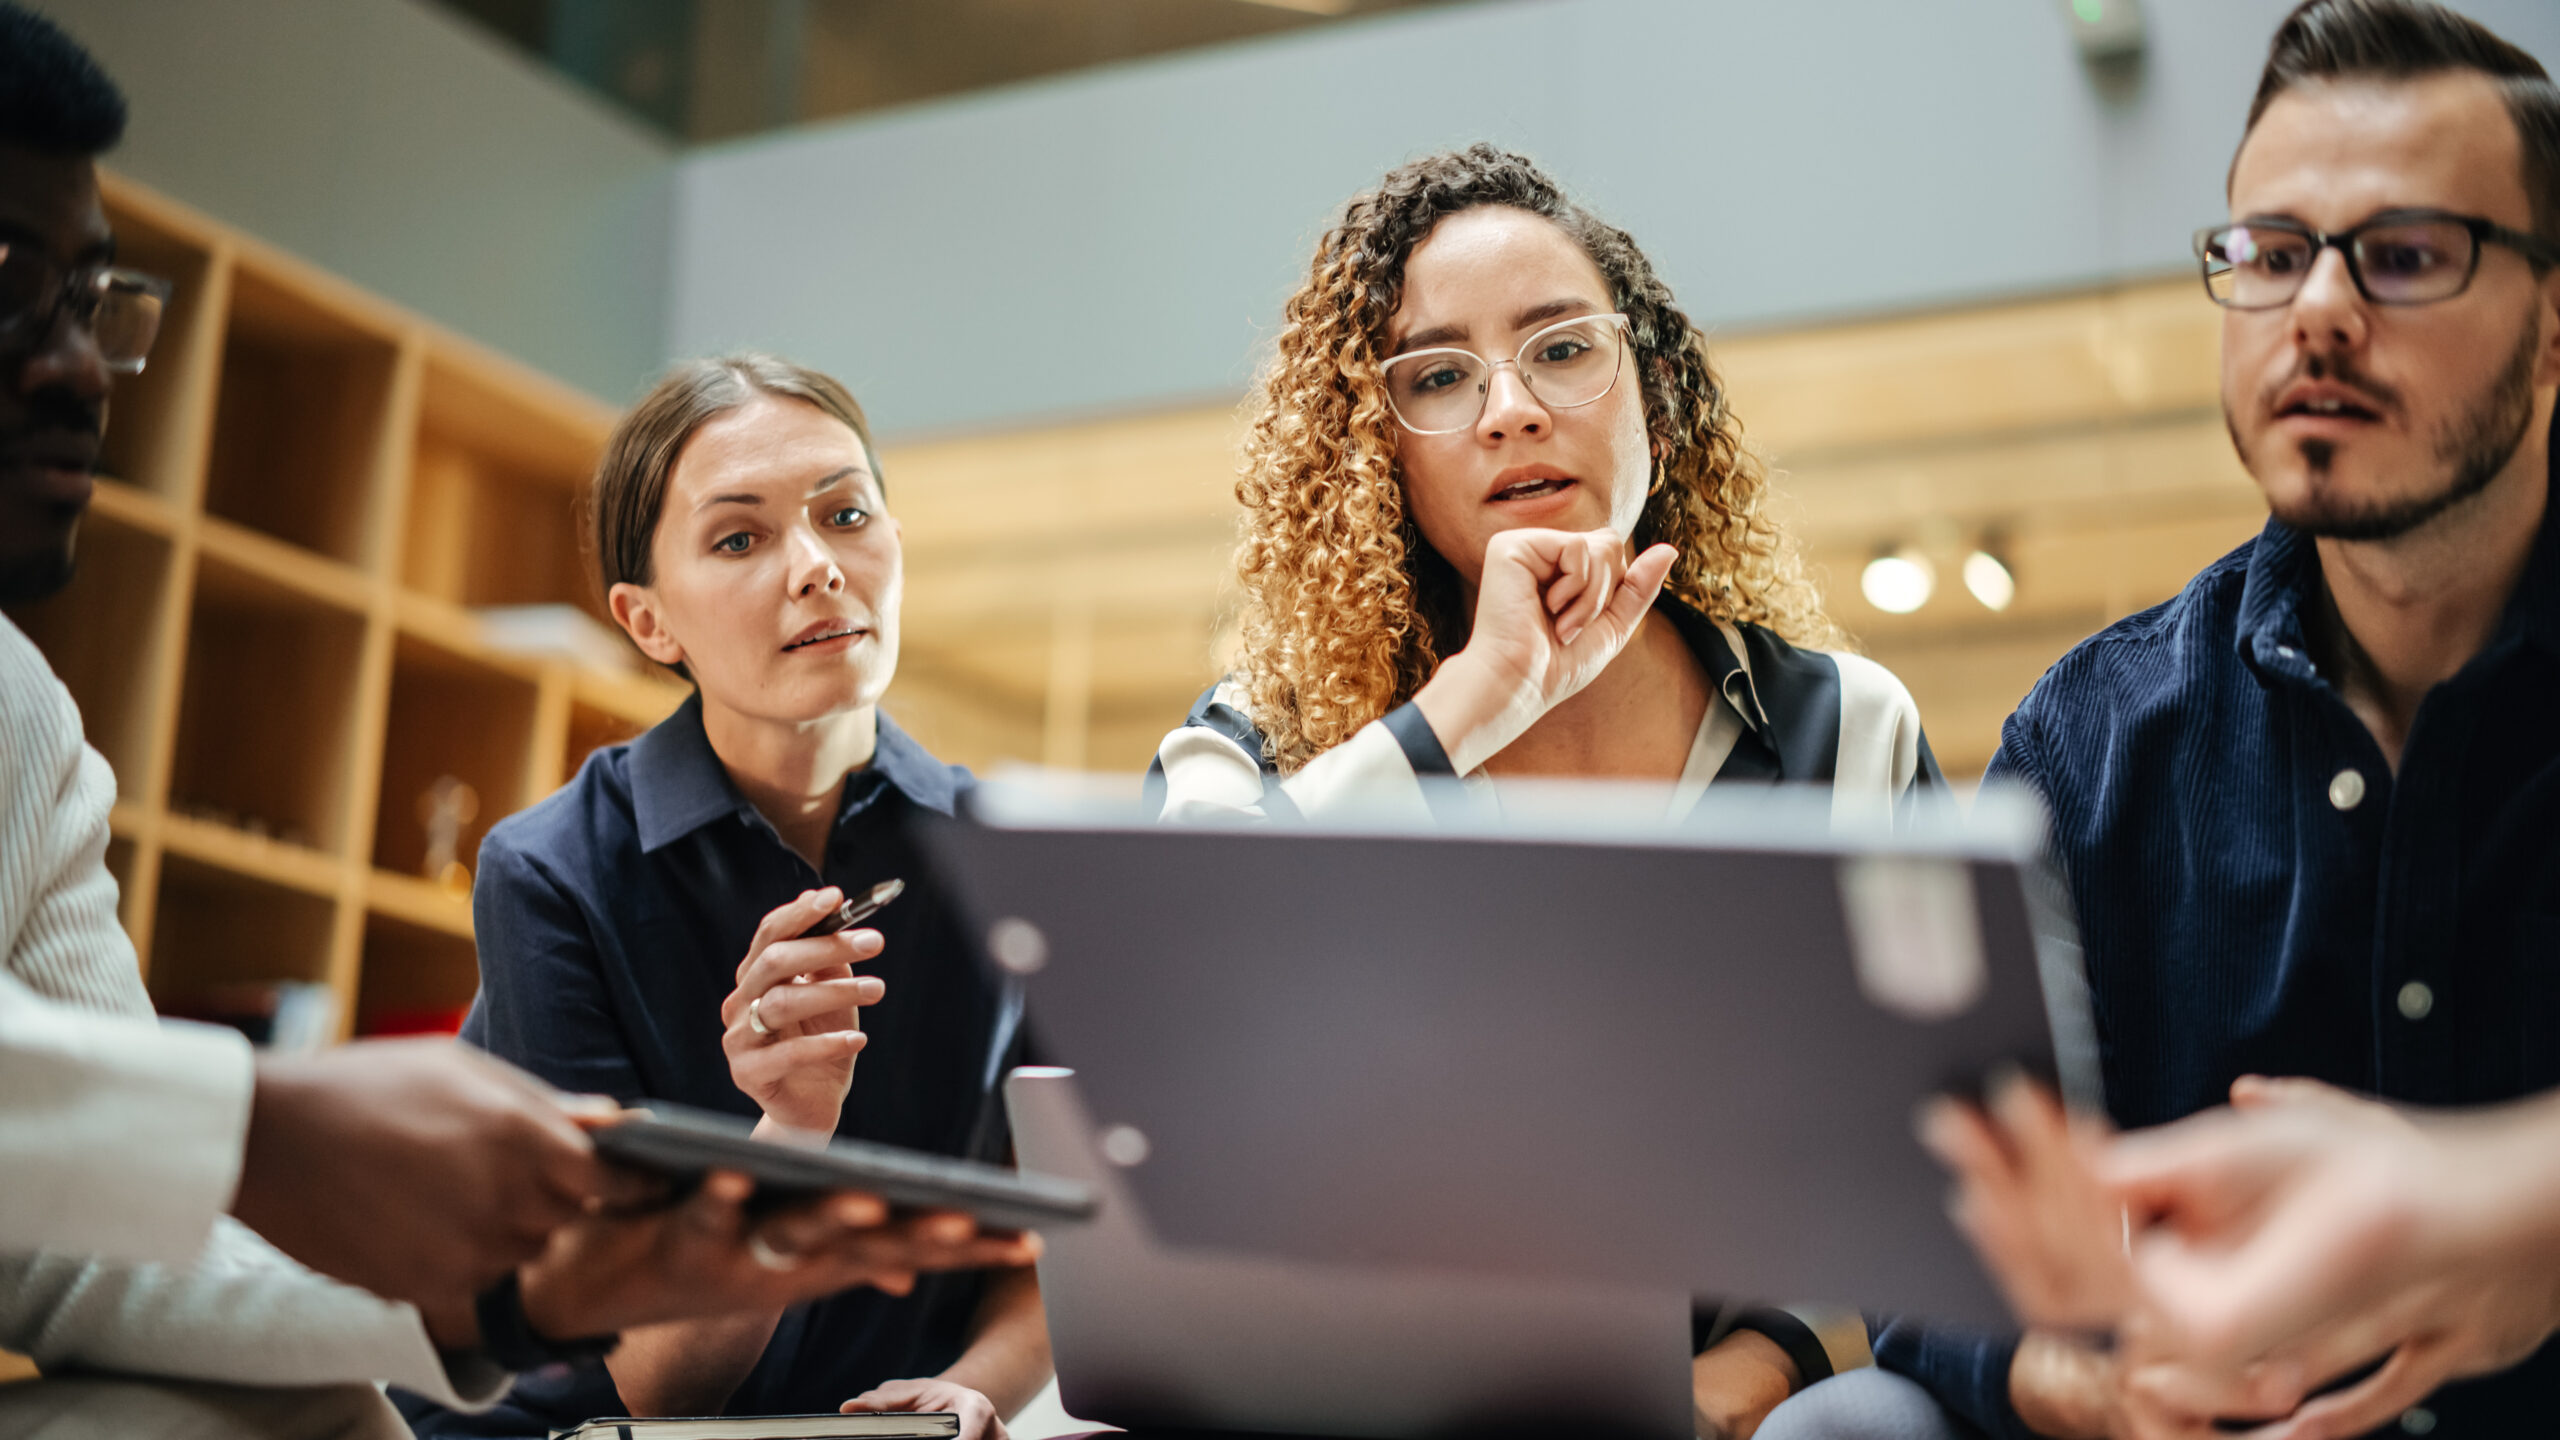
[0,7,1034,1435]
[1763,2,2560,1437]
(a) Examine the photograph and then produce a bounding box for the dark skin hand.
[517,1167,1043,1346]
[233,1038,609,1346]
[240,1047,1043,1360]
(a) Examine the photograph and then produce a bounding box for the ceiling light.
[1963,549,2017,612]
[1861,548,1935,615]
[1230,0,1354,13]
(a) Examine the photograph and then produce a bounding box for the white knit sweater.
[0,612,502,1406]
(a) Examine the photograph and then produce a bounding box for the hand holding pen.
[717,879,905,1141]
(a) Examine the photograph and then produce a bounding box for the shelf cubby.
[3,504,176,796]
[68,172,634,1042]
[403,356,602,620]
[201,262,401,566]
[145,851,339,1009]
[95,191,222,502]
[168,553,367,855]
[161,807,344,898]
[372,633,539,881]
[353,910,480,1037]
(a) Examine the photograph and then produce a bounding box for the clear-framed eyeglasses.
[0,242,173,375]
[2194,209,2560,311]
[1381,312,1633,436]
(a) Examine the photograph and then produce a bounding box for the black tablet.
[592,1101,1098,1232]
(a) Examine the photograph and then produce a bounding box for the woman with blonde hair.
[1150,144,1941,1433]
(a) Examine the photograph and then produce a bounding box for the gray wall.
[667,0,2560,440]
[45,0,673,404]
[41,0,2560,424]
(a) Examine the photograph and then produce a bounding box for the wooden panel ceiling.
[439,0,1468,141]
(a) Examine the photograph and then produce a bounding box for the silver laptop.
[1006,1065,1695,1439]
[935,782,2090,1357]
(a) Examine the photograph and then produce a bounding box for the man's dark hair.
[0,2,126,155]
[2244,0,2560,253]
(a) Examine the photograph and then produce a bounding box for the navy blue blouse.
[397,698,1023,1436]
[1877,447,2560,1437]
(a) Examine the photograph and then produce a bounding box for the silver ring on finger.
[747,995,771,1037]
[746,1230,799,1272]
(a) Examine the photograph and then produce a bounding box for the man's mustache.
[7,386,104,448]
[2257,348,2401,418]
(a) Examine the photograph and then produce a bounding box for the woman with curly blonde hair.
[1148,144,1944,1435]
[1154,144,1940,831]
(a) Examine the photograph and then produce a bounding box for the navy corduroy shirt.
[1878,448,2560,1437]
[397,697,1023,1437]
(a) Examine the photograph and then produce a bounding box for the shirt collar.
[1657,596,1768,735]
[2234,516,2322,686]
[2238,418,2560,685]
[866,709,963,818]
[630,693,960,854]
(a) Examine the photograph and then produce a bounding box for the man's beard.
[2234,317,2542,543]
[0,384,105,605]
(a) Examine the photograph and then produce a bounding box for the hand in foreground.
[518,1168,1042,1343]
[236,1038,607,1341]
[1927,1075,2560,1439]
[1412,528,1678,774]
[722,887,888,1138]
[1928,1082,2293,1439]
[842,1376,1008,1440]
[2096,1078,2560,1439]
[1918,1071,2132,1334]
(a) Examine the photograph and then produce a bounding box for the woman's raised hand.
[1412,528,1679,774]
[720,887,886,1140]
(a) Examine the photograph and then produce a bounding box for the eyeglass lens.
[91,275,167,375]
[2203,219,2477,308]
[1382,315,1626,433]
[0,248,169,374]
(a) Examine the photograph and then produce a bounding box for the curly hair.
[1230,143,1841,771]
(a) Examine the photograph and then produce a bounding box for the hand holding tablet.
[592,1100,1098,1234]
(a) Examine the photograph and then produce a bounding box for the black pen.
[801,877,905,938]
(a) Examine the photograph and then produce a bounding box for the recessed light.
[1963,550,2017,612]
[1861,549,1935,615]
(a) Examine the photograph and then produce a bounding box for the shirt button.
[2397,981,2434,1022]
[2328,768,2366,811]
[2400,1406,2436,1435]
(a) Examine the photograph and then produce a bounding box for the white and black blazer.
[1150,599,1943,826]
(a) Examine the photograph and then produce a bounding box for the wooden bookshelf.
[1,172,688,1042]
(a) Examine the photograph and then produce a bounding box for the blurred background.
[8,0,2557,1049]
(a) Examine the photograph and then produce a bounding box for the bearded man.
[1771,3,2560,1438]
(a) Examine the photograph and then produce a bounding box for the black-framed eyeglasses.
[0,242,173,374]
[1380,312,1632,435]
[2194,208,2560,310]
